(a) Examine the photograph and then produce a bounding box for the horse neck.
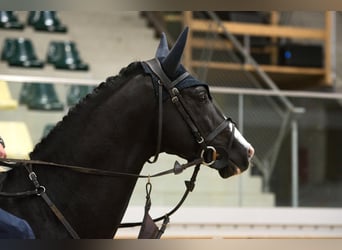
[32,73,156,168]
[29,73,158,238]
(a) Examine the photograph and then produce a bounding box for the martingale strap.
[24,164,80,239]
[0,157,202,238]
[1,118,221,235]
[120,164,201,232]
[137,179,169,239]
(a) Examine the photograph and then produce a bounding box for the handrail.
[0,74,98,86]
[210,86,342,100]
[189,20,326,40]
[2,73,342,101]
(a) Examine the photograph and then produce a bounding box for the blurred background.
[1,11,342,238]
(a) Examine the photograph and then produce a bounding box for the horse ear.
[155,32,169,58]
[161,27,189,77]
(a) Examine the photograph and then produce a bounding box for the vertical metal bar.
[263,160,270,192]
[182,11,192,70]
[291,119,299,207]
[238,94,244,206]
[330,11,337,87]
[243,35,250,64]
[324,11,336,86]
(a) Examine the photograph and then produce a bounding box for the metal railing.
[185,12,301,203]
[210,87,342,207]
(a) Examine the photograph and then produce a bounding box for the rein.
[0,58,234,239]
[0,156,203,239]
[0,157,201,180]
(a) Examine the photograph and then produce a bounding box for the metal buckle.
[36,186,46,196]
[200,146,217,166]
[172,88,179,95]
[171,96,179,103]
[171,88,180,103]
[197,136,204,144]
[28,171,37,181]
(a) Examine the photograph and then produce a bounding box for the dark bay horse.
[0,28,254,238]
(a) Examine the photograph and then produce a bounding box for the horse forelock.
[30,62,144,159]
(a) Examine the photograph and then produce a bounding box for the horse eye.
[198,92,208,102]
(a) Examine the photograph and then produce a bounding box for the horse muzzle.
[209,144,255,179]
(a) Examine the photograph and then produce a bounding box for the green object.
[29,11,67,33]
[1,38,16,61]
[53,41,89,71]
[18,83,33,105]
[46,41,64,64]
[67,85,94,106]
[7,38,44,68]
[26,83,64,111]
[27,11,39,26]
[0,11,24,30]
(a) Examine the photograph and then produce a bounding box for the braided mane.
[30,62,144,157]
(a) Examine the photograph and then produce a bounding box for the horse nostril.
[248,146,255,158]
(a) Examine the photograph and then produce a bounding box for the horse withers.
[0,27,254,238]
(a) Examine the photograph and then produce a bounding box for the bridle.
[143,58,235,167]
[0,58,236,239]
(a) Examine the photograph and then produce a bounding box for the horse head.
[145,27,254,179]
